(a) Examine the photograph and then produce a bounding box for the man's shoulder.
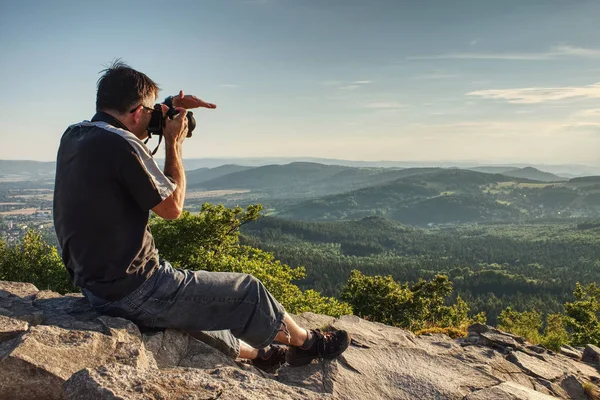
[66,121,153,160]
[61,121,142,153]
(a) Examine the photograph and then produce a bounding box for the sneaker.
[286,329,351,367]
[252,344,288,373]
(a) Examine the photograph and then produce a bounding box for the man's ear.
[131,106,143,124]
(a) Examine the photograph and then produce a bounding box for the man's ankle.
[299,330,316,350]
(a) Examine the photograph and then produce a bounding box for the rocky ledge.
[1,280,600,399]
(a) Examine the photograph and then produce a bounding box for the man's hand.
[163,107,188,145]
[172,90,217,110]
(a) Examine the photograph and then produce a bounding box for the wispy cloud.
[470,39,478,46]
[574,108,600,117]
[467,82,600,104]
[407,45,600,61]
[365,102,404,109]
[322,80,371,89]
[220,84,239,88]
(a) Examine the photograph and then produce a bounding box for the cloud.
[470,39,478,46]
[573,108,600,117]
[353,80,372,84]
[407,45,600,61]
[365,102,404,109]
[220,84,239,88]
[467,82,600,104]
[339,85,360,90]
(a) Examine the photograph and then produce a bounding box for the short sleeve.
[118,142,177,211]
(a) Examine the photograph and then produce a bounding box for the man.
[53,60,349,371]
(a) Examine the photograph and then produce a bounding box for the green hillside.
[186,165,252,187]
[501,167,566,182]
[242,216,600,323]
[280,169,532,224]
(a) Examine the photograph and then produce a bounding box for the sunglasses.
[129,104,156,113]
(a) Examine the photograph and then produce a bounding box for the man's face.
[130,96,157,138]
[140,97,157,131]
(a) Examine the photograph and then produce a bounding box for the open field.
[0,208,47,216]
[186,189,250,199]
[10,194,53,201]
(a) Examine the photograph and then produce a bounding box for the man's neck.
[91,110,146,140]
[92,111,130,131]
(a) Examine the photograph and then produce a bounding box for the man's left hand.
[172,90,217,110]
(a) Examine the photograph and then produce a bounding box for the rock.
[507,351,564,382]
[527,345,547,354]
[582,344,600,363]
[560,346,582,360]
[457,345,537,389]
[559,375,588,400]
[0,323,155,399]
[465,381,559,399]
[468,322,490,334]
[278,317,501,399]
[142,328,238,370]
[479,331,518,351]
[0,282,44,325]
[0,315,28,342]
[33,290,105,331]
[64,363,329,400]
[2,280,600,400]
[0,281,39,298]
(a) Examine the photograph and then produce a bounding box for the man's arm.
[151,108,189,220]
[152,142,186,220]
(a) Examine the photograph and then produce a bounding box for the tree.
[564,282,600,346]
[498,307,542,345]
[340,269,482,332]
[150,204,352,317]
[0,230,75,293]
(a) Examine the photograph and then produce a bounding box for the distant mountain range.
[169,158,600,178]
[181,163,600,225]
[2,158,599,181]
[3,159,600,226]
[469,166,566,182]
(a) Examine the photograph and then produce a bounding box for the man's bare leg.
[239,340,259,359]
[273,312,310,347]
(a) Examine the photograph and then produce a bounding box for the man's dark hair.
[96,59,160,113]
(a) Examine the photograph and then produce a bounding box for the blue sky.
[1,0,600,164]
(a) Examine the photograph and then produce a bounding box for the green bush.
[564,282,600,346]
[340,269,484,332]
[0,230,75,293]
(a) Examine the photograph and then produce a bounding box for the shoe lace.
[314,329,332,358]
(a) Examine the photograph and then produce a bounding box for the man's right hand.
[163,107,188,145]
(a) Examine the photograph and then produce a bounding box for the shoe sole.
[287,331,351,367]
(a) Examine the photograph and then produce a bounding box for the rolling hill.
[186,165,252,187]
[500,167,566,182]
[278,169,529,224]
[190,163,448,200]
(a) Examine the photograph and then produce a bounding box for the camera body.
[147,104,196,138]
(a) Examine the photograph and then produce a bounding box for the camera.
[147,105,197,138]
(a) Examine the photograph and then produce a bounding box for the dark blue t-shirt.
[53,112,176,300]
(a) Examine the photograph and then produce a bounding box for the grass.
[583,382,600,400]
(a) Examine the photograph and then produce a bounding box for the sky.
[1,0,600,165]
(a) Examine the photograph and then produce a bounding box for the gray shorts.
[82,260,286,358]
